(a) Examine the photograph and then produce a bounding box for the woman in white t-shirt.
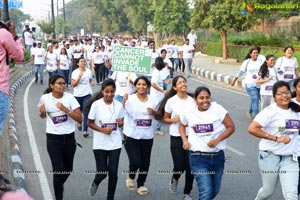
[256,54,277,110]
[248,81,300,200]
[45,45,59,78]
[179,86,235,200]
[123,76,160,196]
[38,75,82,200]
[231,47,264,119]
[291,77,300,195]
[58,47,70,89]
[71,57,95,137]
[92,46,106,85]
[157,75,195,200]
[150,57,168,136]
[85,78,124,198]
[275,46,299,89]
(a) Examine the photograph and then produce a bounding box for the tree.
[152,0,190,37]
[37,21,53,41]
[189,0,257,59]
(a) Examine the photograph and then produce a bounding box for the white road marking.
[24,79,53,200]
[191,77,247,156]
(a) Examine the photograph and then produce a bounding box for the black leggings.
[47,133,76,200]
[93,149,121,200]
[170,136,194,194]
[124,136,153,188]
[94,63,105,83]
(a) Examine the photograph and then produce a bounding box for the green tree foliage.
[37,21,53,40]
[0,9,30,32]
[189,0,257,59]
[152,0,190,35]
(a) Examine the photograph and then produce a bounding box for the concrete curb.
[192,66,243,88]
[8,69,34,193]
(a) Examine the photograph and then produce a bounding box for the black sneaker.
[35,74,38,83]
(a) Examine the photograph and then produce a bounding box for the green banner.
[112,46,152,74]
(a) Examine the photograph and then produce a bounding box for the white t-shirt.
[38,92,80,135]
[110,72,137,96]
[123,94,157,139]
[180,102,228,152]
[88,98,125,150]
[85,44,94,60]
[259,67,278,96]
[71,68,93,97]
[275,57,298,82]
[150,68,165,106]
[73,45,83,59]
[165,95,195,136]
[254,104,300,155]
[162,44,174,59]
[240,58,263,86]
[32,47,45,65]
[59,54,70,70]
[187,33,197,46]
[172,45,179,59]
[182,44,194,59]
[66,48,73,62]
[46,52,58,72]
[92,51,105,64]
[24,31,33,46]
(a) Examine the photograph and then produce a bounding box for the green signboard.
[112,46,152,74]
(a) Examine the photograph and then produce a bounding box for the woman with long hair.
[231,47,264,119]
[38,75,82,200]
[85,78,124,199]
[256,54,277,110]
[157,75,195,200]
[248,81,300,199]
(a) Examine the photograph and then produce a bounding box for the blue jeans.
[34,64,45,83]
[60,70,70,87]
[48,70,58,79]
[75,94,91,132]
[0,92,9,136]
[245,85,260,118]
[173,58,179,71]
[93,148,121,200]
[189,150,225,200]
[255,151,298,200]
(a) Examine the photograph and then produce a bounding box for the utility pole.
[51,0,56,39]
[63,0,66,21]
[3,0,9,21]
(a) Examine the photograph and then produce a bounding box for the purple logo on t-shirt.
[136,119,152,127]
[265,86,273,91]
[285,119,300,129]
[194,123,214,134]
[283,74,293,79]
[101,122,117,131]
[52,114,68,124]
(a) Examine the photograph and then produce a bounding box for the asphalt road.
[15,73,284,200]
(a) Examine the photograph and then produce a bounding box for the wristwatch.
[13,35,19,41]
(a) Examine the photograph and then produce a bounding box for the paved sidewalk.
[190,53,244,88]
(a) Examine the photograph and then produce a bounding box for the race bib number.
[265,85,273,91]
[194,123,214,134]
[136,119,152,128]
[101,122,117,131]
[283,74,293,79]
[285,119,300,130]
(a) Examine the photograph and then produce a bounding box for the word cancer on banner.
[112,46,152,75]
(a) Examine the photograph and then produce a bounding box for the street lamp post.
[51,0,56,39]
[3,0,10,21]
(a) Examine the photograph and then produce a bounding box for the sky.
[20,0,71,21]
